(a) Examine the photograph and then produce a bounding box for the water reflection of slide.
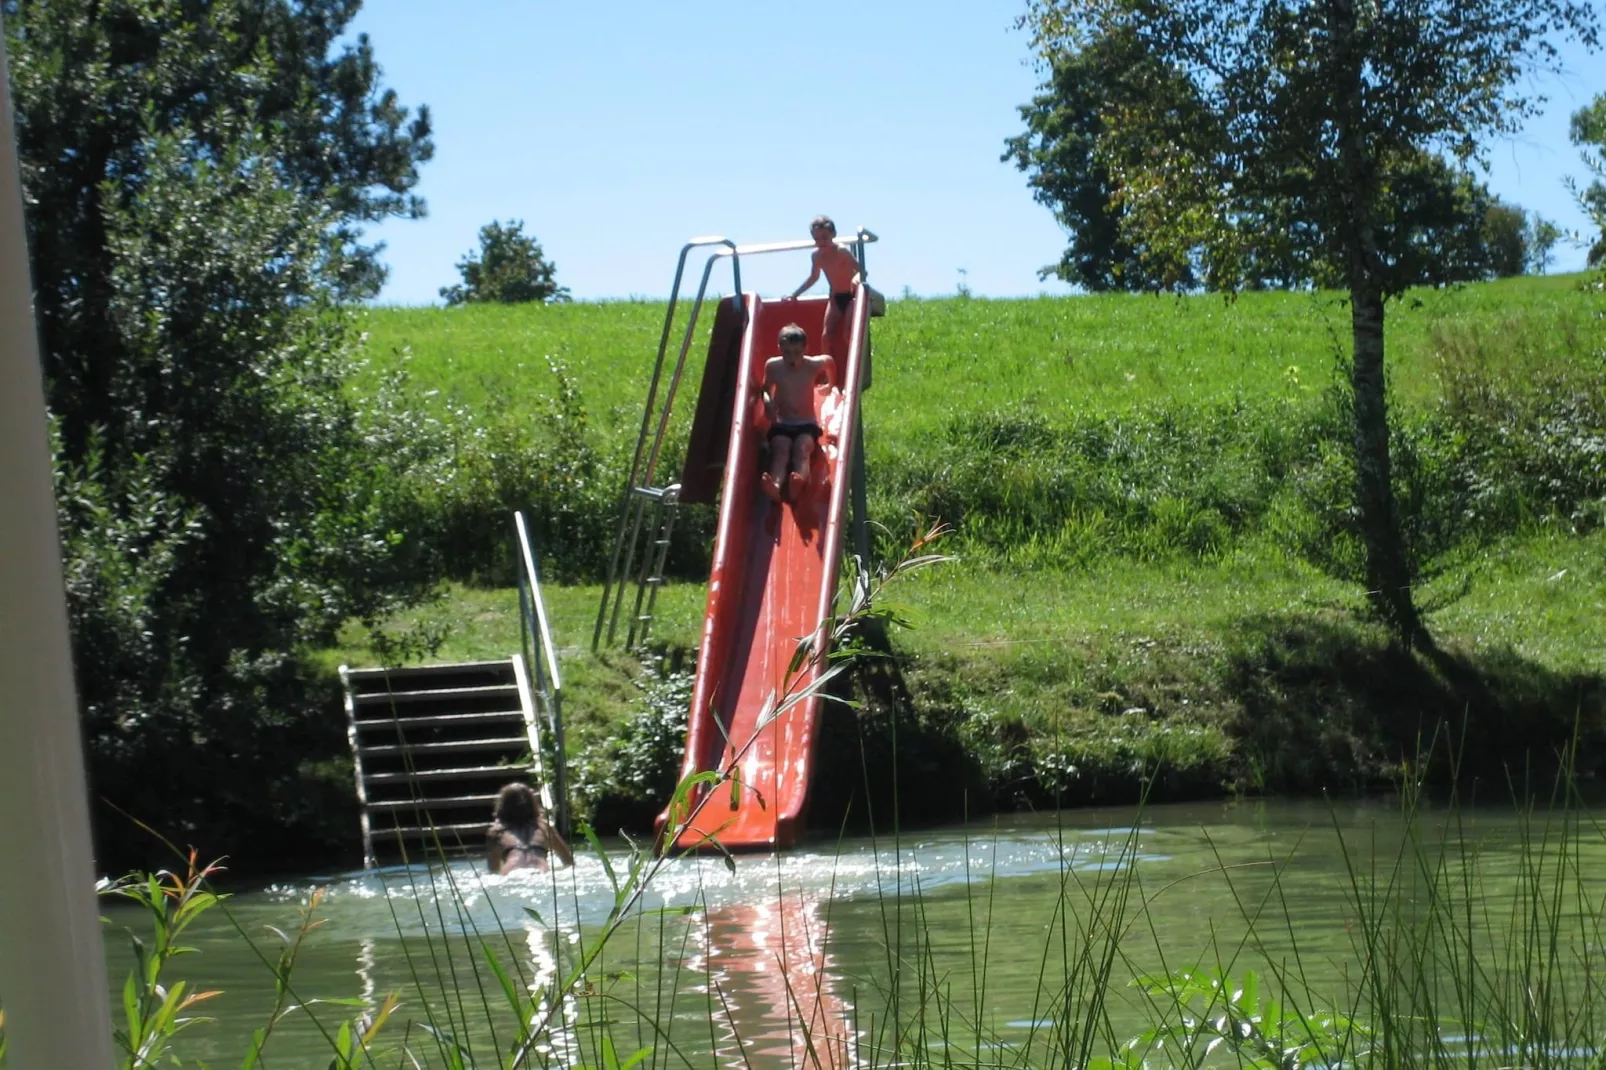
[702,894,853,1069]
[664,288,870,852]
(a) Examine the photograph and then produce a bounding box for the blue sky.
[351,1,1604,304]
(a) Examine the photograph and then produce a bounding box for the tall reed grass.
[13,737,1606,1066]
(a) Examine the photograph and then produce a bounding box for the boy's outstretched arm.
[789,256,822,299]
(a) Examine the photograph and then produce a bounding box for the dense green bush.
[372,354,716,586]
[869,396,1351,568]
[569,661,693,834]
[401,313,1605,598]
[857,310,1604,585]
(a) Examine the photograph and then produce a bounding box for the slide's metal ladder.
[593,230,878,651]
[625,482,681,649]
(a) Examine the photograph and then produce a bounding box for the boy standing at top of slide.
[787,215,861,346]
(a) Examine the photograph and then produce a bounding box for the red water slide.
[661,288,869,851]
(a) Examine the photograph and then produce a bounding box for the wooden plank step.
[354,711,526,731]
[368,822,489,840]
[367,793,500,812]
[358,737,530,758]
[353,684,519,706]
[365,765,531,783]
[343,660,512,681]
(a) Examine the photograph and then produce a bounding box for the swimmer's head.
[810,215,836,240]
[493,782,540,826]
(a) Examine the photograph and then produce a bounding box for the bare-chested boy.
[761,323,833,503]
[787,215,861,346]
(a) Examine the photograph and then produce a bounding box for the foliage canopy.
[1573,93,1606,268]
[441,219,570,306]
[1009,11,1579,293]
[5,0,439,868]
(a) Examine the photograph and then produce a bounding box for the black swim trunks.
[767,420,823,443]
[832,291,853,312]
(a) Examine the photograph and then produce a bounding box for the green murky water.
[103,797,1606,1066]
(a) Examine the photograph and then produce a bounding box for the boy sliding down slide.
[761,323,832,503]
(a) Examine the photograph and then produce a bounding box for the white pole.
[0,14,118,1070]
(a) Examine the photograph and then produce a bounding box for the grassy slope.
[359,273,1594,442]
[339,273,1605,818]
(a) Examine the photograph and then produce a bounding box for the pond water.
[103,796,1606,1067]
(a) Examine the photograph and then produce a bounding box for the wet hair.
[493,782,540,827]
[779,323,807,346]
[810,215,836,237]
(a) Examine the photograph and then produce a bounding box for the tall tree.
[1003,27,1197,291]
[441,219,570,305]
[1572,94,1606,268]
[7,0,432,464]
[1010,34,1533,292]
[1020,0,1598,645]
[4,0,437,868]
[1481,199,1530,278]
[1527,213,1562,274]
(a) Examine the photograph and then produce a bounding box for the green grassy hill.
[360,273,1593,444]
[339,274,1606,829]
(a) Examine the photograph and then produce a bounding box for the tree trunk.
[1331,0,1426,648]
[1348,278,1423,644]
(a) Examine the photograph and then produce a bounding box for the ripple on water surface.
[252,818,1173,938]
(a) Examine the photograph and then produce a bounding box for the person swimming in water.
[485,782,575,874]
[786,215,862,348]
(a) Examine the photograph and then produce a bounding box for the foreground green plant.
[99,854,227,1067]
[1109,967,1373,1069]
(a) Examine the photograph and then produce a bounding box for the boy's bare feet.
[787,471,806,501]
[760,472,782,502]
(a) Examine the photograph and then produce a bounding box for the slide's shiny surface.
[665,289,868,850]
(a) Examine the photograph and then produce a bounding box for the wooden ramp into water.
[340,658,543,868]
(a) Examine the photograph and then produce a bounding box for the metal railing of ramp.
[515,509,569,836]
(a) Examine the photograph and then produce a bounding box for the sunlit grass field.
[359,272,1595,451]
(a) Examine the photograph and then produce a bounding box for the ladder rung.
[344,660,512,681]
[355,685,519,705]
[631,485,679,501]
[359,737,530,757]
[366,765,531,783]
[368,822,488,840]
[355,711,526,730]
[367,794,501,812]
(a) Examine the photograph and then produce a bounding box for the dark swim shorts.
[767,420,823,443]
[832,291,853,311]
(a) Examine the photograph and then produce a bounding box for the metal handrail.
[593,228,878,651]
[594,238,737,650]
[515,510,568,836]
[709,228,878,260]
